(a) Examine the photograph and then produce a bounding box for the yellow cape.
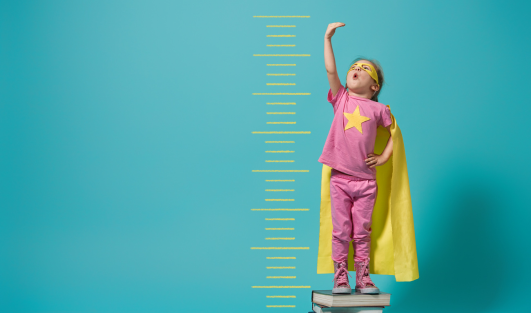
[316,106,419,282]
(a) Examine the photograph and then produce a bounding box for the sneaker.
[332,260,352,294]
[354,258,380,294]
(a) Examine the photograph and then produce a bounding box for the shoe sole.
[356,287,380,294]
[332,287,352,294]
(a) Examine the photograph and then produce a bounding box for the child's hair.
[345,57,385,102]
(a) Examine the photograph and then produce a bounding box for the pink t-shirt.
[318,85,392,180]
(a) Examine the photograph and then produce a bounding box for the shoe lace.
[357,260,375,287]
[333,263,352,287]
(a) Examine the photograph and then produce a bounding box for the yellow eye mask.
[346,62,379,86]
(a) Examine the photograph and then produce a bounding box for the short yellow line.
[267,267,295,269]
[267,305,296,308]
[265,141,295,143]
[267,295,296,298]
[266,25,296,27]
[251,247,308,250]
[253,209,307,211]
[253,16,310,18]
[267,45,296,47]
[265,228,294,230]
[266,238,295,240]
[267,257,296,259]
[265,199,294,202]
[253,93,310,95]
[265,189,294,191]
[253,170,308,172]
[267,83,295,85]
[266,218,295,220]
[267,64,296,66]
[265,160,294,163]
[266,35,296,37]
[267,122,296,124]
[252,131,310,134]
[267,74,296,76]
[267,112,295,114]
[267,276,296,278]
[265,151,294,153]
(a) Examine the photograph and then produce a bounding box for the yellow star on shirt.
[343,106,371,134]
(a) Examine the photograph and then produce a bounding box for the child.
[318,22,393,295]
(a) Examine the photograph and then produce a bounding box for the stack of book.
[310,290,391,313]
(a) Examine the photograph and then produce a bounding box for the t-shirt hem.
[318,158,376,180]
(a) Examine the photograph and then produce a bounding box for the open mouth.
[353,72,358,79]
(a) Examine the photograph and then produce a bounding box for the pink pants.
[330,169,378,263]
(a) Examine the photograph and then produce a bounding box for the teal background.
[1,0,530,312]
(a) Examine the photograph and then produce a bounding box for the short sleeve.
[379,105,392,127]
[327,85,347,113]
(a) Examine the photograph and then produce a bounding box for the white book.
[312,303,384,313]
[312,290,391,307]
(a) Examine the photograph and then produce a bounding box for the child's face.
[345,60,379,96]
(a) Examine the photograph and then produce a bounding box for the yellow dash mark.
[265,189,294,191]
[251,247,308,250]
[253,16,310,18]
[267,257,296,259]
[265,228,294,230]
[267,122,296,124]
[265,199,294,202]
[252,131,310,134]
[252,93,310,95]
[267,267,296,269]
[267,45,296,47]
[267,64,296,66]
[267,276,296,278]
[265,141,295,143]
[267,83,296,85]
[267,103,296,105]
[253,170,308,172]
[265,238,295,240]
[265,35,296,38]
[267,305,296,308]
[265,151,294,153]
[267,112,295,114]
[267,74,296,76]
[265,160,294,163]
[265,218,295,221]
[267,296,296,298]
[266,25,296,27]
[253,209,308,211]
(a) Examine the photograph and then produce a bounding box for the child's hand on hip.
[365,153,389,168]
[325,22,345,39]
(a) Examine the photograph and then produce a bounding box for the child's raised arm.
[324,22,345,97]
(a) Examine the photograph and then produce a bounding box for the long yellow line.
[251,247,308,250]
[267,276,296,278]
[267,83,295,85]
[252,170,308,172]
[266,25,296,27]
[255,54,309,56]
[266,103,296,105]
[266,35,296,37]
[265,199,294,201]
[267,122,296,124]
[267,267,295,269]
[267,64,296,66]
[252,131,310,134]
[265,150,294,153]
[265,160,294,163]
[266,218,295,220]
[266,257,296,259]
[266,238,295,240]
[252,286,311,288]
[266,74,296,76]
[267,45,296,47]
[266,295,296,298]
[267,305,296,308]
[253,16,310,18]
[265,189,294,191]
[252,93,310,95]
[252,209,308,211]
[267,112,295,114]
[265,228,294,230]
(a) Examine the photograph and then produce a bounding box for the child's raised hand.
[365,153,389,168]
[325,22,345,39]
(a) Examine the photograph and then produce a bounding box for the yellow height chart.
[251,15,311,310]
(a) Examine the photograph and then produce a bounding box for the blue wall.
[1,1,530,312]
